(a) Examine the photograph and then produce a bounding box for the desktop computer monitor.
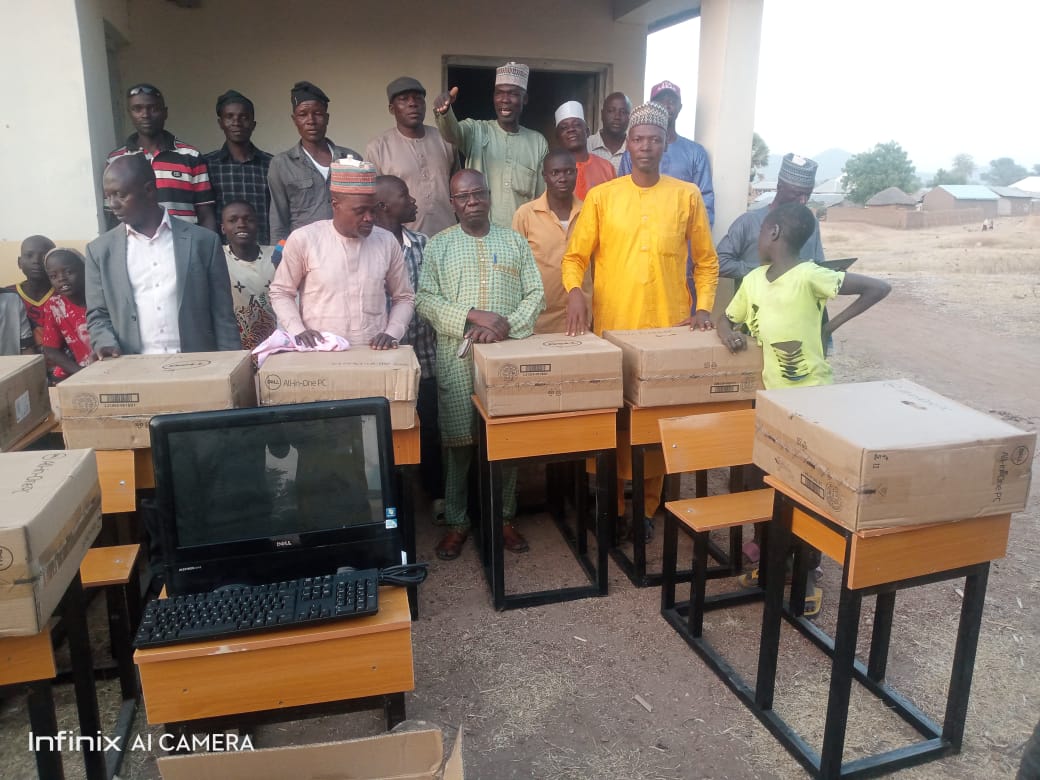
[150,398,404,595]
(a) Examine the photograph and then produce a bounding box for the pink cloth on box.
[251,328,350,367]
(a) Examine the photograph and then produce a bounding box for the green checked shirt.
[416,224,544,446]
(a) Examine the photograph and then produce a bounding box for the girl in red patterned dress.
[40,248,95,380]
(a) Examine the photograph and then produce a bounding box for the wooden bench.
[659,410,773,635]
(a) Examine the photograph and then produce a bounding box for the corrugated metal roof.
[988,186,1039,199]
[1008,176,1040,193]
[936,185,999,201]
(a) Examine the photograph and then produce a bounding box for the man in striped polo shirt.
[107,83,218,232]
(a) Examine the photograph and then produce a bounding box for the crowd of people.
[1,61,890,579]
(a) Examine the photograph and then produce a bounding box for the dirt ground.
[2,217,1038,779]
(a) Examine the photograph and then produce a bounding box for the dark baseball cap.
[386,76,426,102]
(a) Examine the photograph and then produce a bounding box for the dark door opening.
[446,65,602,150]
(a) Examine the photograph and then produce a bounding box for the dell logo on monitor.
[273,536,300,548]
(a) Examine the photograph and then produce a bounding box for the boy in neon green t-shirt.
[718,203,890,387]
[717,202,891,615]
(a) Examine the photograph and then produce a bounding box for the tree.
[750,132,770,182]
[841,141,919,204]
[930,168,965,186]
[981,157,1028,186]
[951,154,975,182]
[1032,163,1040,176]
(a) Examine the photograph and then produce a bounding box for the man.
[220,200,277,350]
[86,154,240,357]
[204,90,274,245]
[268,81,361,243]
[512,150,590,334]
[554,101,615,200]
[107,83,217,231]
[563,102,718,542]
[588,92,631,174]
[416,170,544,560]
[618,81,715,226]
[365,77,458,238]
[373,175,443,508]
[717,153,825,280]
[433,63,548,227]
[268,159,414,349]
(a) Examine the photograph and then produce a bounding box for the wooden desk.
[5,413,61,452]
[662,474,1010,779]
[0,577,107,780]
[134,586,413,730]
[618,399,754,586]
[473,395,616,610]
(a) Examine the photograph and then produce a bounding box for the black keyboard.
[134,570,379,648]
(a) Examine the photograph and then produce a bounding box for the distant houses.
[865,187,917,209]
[922,185,999,218]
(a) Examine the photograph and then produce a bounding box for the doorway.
[445,57,608,148]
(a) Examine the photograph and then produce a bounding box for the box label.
[14,390,30,423]
[99,392,141,407]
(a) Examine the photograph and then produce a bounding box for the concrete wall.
[0,1,106,242]
[0,0,649,284]
[826,207,985,229]
[117,0,648,158]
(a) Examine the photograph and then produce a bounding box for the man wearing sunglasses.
[107,83,217,232]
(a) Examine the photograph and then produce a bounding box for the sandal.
[802,585,823,618]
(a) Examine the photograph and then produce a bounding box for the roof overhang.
[613,0,701,32]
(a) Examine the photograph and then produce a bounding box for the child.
[39,248,94,380]
[718,202,891,614]
[221,200,277,350]
[7,234,57,348]
[718,202,890,387]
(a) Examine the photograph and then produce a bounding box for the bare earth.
[2,217,1038,779]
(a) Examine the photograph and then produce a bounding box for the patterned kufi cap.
[495,62,530,90]
[778,153,818,189]
[330,157,377,194]
[554,101,585,126]
[627,101,669,132]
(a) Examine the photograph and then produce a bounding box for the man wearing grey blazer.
[87,154,240,356]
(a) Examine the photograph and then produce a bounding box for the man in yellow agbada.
[561,100,719,541]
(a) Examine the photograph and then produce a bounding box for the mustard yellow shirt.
[561,175,718,335]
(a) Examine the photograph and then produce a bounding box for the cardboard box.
[57,352,256,449]
[473,334,623,417]
[754,379,1036,531]
[158,728,463,780]
[0,449,102,636]
[258,349,420,429]
[602,327,763,407]
[0,355,50,452]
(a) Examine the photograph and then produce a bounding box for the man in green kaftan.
[416,170,544,560]
[433,62,548,228]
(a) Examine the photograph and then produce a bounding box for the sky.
[645,0,1039,175]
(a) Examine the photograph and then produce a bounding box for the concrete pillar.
[695,0,764,243]
[0,0,125,281]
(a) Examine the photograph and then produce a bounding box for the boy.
[718,203,890,387]
[220,200,276,350]
[7,234,56,348]
[40,249,94,380]
[718,202,890,614]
